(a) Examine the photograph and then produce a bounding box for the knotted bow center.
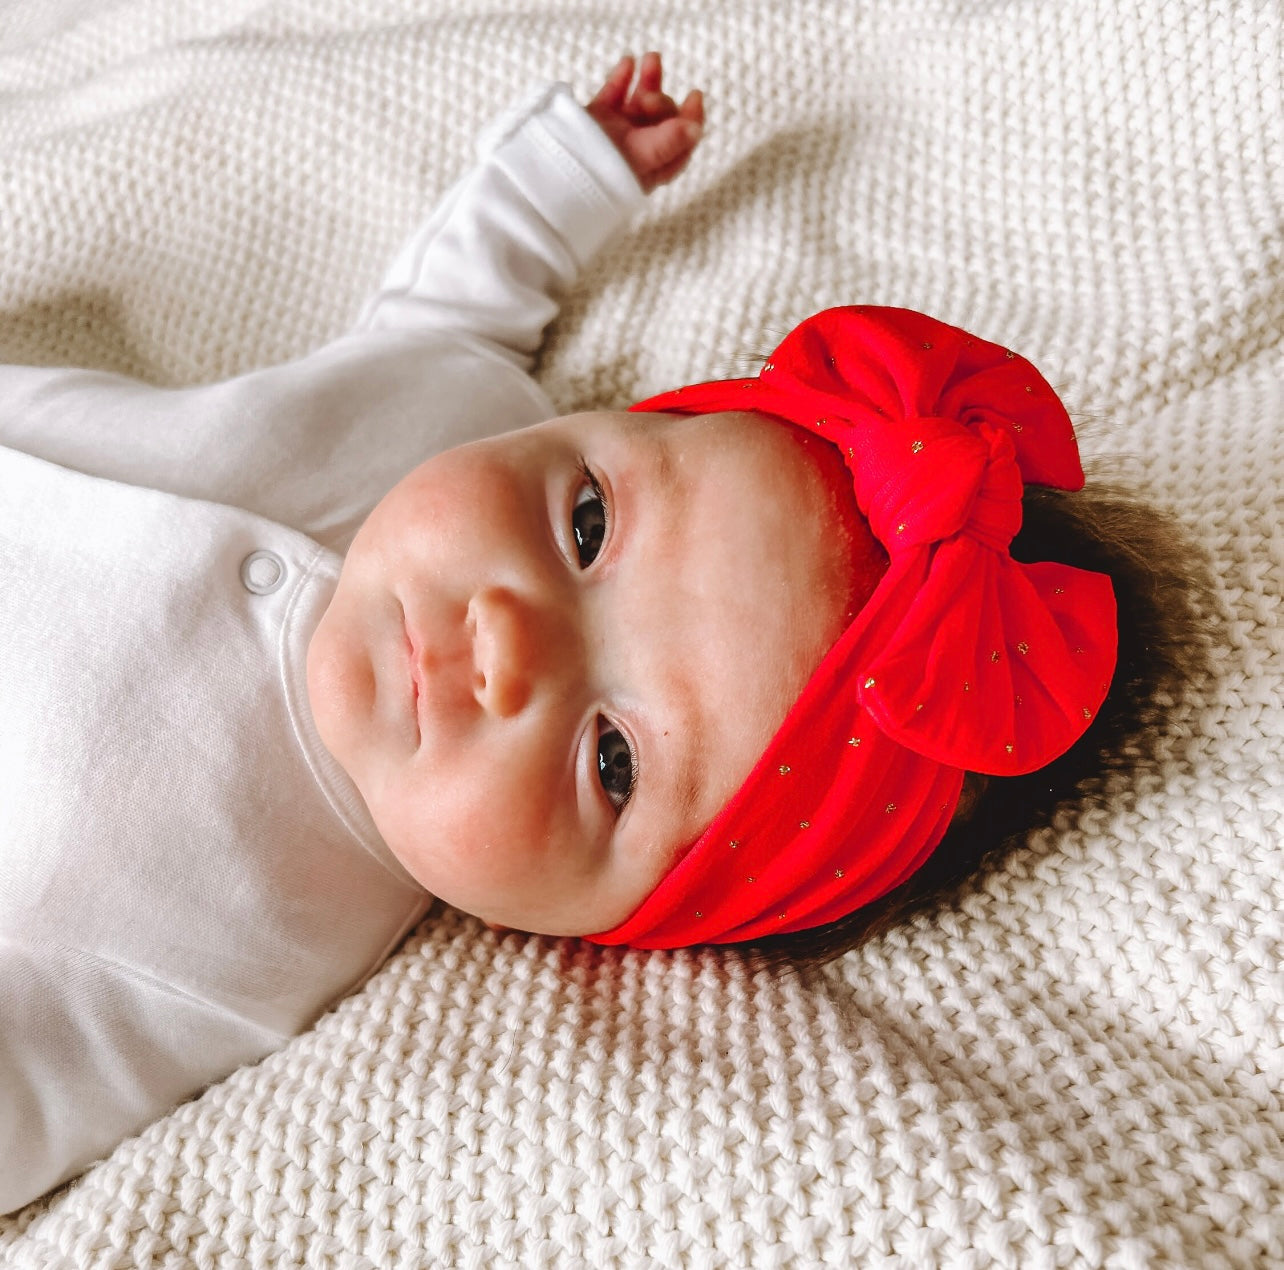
[853,416,1024,556]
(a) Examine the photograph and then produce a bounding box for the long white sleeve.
[0,84,646,552]
[355,82,645,368]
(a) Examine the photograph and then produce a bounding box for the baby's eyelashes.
[572,458,609,567]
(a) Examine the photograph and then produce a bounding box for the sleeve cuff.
[477,81,647,268]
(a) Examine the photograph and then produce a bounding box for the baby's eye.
[597,720,636,812]
[572,460,608,568]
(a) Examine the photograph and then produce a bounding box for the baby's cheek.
[372,767,539,903]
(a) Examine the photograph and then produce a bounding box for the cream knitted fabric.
[2,1,1282,1266]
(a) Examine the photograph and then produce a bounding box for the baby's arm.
[354,55,703,370]
[0,933,295,1215]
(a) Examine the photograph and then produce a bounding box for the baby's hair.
[740,456,1217,969]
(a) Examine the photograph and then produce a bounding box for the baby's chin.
[304,597,380,790]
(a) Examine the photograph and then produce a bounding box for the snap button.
[240,550,286,595]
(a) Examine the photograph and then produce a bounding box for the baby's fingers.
[678,88,704,127]
[627,87,679,122]
[624,51,669,115]
[631,113,703,191]
[645,149,694,190]
[635,50,663,94]
[590,55,635,111]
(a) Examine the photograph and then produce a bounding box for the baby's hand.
[587,53,704,194]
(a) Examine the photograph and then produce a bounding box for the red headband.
[586,306,1118,950]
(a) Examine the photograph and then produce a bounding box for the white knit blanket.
[2,1,1282,1265]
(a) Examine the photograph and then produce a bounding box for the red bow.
[588,307,1117,948]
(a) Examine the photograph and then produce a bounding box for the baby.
[0,52,1198,1214]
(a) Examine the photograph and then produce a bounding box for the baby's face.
[306,409,858,936]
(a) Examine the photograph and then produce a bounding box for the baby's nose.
[468,586,563,717]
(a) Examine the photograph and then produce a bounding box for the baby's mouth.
[400,603,422,744]
[399,597,478,744]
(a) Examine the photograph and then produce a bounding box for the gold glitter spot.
[778,914,786,921]
[864,677,876,689]
[1017,641,1030,655]
[1074,646,1085,654]
[1082,707,1092,719]
[916,703,925,712]
[990,650,1000,663]
[896,523,907,534]
[921,341,933,350]
[885,802,897,814]
[911,440,924,453]
[1005,744,1014,753]
[764,361,774,372]
[827,356,837,367]
[1015,694,1023,706]
[1013,424,1024,433]
[963,680,970,692]
[778,764,791,776]
[1024,385,1034,394]
[848,736,861,747]
[1005,350,1016,359]
[747,876,756,883]
[835,869,845,879]
[799,821,810,830]
[695,910,703,918]
[816,417,827,428]
[1055,586,1065,595]
[729,840,740,850]
[847,446,855,459]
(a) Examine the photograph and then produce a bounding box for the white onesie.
[0,83,645,1214]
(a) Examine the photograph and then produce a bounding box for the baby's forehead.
[614,407,816,474]
[642,407,878,602]
[639,410,860,649]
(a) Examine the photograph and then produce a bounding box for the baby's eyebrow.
[655,662,709,833]
[650,433,677,491]
[634,429,711,833]
[623,418,676,497]
[672,753,703,825]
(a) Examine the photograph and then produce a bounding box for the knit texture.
[1,1,1282,1266]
